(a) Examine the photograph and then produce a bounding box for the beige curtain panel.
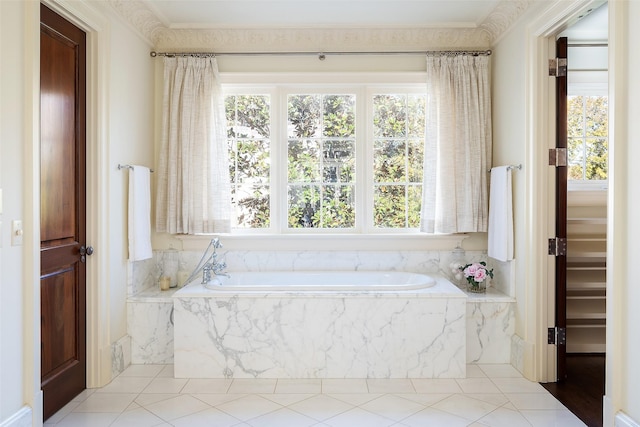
[421,55,492,233]
[156,56,231,234]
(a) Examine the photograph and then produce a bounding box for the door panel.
[555,36,568,381]
[40,4,87,420]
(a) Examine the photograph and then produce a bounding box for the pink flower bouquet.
[460,261,494,293]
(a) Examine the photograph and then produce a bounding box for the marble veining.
[466,291,515,364]
[173,275,466,379]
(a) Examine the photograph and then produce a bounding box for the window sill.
[175,233,470,252]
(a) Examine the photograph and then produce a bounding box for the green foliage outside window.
[226,94,271,228]
[225,90,427,230]
[567,95,608,181]
[287,94,356,229]
[373,94,425,228]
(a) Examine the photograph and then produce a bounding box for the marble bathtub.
[173,272,467,379]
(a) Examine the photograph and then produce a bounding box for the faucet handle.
[212,238,222,249]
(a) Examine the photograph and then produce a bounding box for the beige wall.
[0,0,28,421]
[0,0,154,423]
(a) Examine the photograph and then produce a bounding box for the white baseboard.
[616,412,640,427]
[0,406,32,427]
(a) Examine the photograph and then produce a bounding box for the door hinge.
[548,327,567,346]
[549,148,567,167]
[548,237,567,256]
[548,58,567,77]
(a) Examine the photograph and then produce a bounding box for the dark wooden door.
[40,4,87,419]
[555,36,568,381]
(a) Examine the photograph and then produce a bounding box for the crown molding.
[106,0,533,51]
[480,0,535,43]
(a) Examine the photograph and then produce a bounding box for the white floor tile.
[400,407,472,427]
[367,378,415,394]
[247,407,318,427]
[55,363,588,427]
[275,379,322,394]
[520,409,587,426]
[95,376,153,394]
[45,400,80,424]
[359,395,425,421]
[324,407,396,427]
[261,393,317,406]
[393,393,450,407]
[326,393,381,406]
[142,377,188,394]
[477,406,533,427]
[170,407,243,427]
[181,378,233,394]
[506,393,568,410]
[135,393,181,407]
[464,393,510,406]
[492,377,548,393]
[322,379,368,394]
[191,393,247,407]
[228,378,277,394]
[215,395,283,421]
[53,412,120,427]
[145,394,211,421]
[110,407,166,426]
[287,394,353,421]
[72,393,138,413]
[478,364,523,378]
[410,378,463,394]
[456,378,502,394]
[432,394,498,422]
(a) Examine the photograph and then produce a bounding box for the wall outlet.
[12,220,23,246]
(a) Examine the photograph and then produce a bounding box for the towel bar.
[118,164,154,173]
[488,164,522,173]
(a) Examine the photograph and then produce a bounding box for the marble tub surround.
[173,275,467,379]
[127,287,177,364]
[466,289,516,364]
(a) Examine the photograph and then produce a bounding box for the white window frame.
[222,73,430,235]
[567,71,608,192]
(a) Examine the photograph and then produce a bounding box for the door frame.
[522,0,604,384]
[23,1,111,422]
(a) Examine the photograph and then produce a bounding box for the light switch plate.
[12,220,23,246]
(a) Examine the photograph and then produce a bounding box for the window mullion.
[274,87,286,233]
[360,87,372,233]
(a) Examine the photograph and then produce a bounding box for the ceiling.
[117,1,607,51]
[142,0,503,29]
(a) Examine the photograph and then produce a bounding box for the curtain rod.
[150,49,491,60]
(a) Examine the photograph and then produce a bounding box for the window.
[226,94,271,228]
[372,94,425,228]
[224,83,427,232]
[287,94,356,228]
[567,95,608,182]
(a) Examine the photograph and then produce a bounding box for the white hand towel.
[488,166,514,262]
[128,165,153,261]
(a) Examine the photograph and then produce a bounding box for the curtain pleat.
[156,57,231,234]
[420,55,492,233]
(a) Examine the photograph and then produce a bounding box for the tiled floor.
[45,364,586,426]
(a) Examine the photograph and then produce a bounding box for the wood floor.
[541,354,605,427]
